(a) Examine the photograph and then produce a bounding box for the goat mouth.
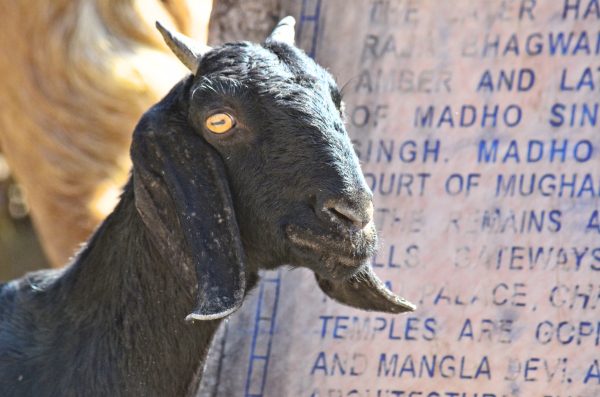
[284,224,376,280]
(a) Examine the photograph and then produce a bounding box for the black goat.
[0,18,415,396]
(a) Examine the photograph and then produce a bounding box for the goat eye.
[205,113,235,134]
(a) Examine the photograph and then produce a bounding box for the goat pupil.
[211,119,225,126]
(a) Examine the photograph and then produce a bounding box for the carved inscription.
[199,2,600,396]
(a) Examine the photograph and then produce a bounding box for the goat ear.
[266,16,296,45]
[155,21,211,74]
[131,82,245,321]
[315,266,416,314]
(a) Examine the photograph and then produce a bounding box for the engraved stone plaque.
[200,1,600,396]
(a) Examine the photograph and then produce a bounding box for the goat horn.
[266,16,296,45]
[155,21,210,73]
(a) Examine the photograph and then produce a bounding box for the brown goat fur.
[0,0,211,266]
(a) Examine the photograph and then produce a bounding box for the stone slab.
[200,1,600,396]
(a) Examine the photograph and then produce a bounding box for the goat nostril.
[330,207,357,225]
[326,201,373,229]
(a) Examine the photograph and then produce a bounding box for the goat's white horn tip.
[278,16,296,27]
[267,16,296,45]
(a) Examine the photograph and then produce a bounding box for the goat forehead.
[197,42,343,134]
[201,42,337,93]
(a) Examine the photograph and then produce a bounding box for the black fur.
[0,183,233,396]
[193,42,377,280]
[0,38,411,396]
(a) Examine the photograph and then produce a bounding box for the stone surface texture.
[200,1,600,396]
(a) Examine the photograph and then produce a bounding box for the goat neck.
[27,182,225,396]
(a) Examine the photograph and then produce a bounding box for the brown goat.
[0,0,211,266]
